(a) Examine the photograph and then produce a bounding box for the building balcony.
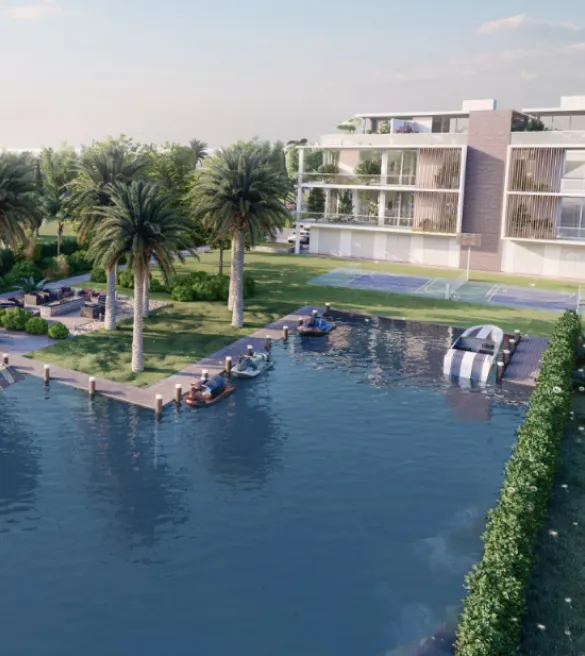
[504,194,585,241]
[313,133,468,149]
[510,131,585,147]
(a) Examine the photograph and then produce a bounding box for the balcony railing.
[295,212,455,233]
[561,178,585,192]
[557,226,585,241]
[301,171,459,189]
[316,133,468,148]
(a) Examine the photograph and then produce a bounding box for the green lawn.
[26,251,565,387]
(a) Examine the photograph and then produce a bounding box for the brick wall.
[460,110,512,271]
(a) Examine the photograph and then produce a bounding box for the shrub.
[42,255,70,280]
[456,310,581,656]
[61,237,78,256]
[2,307,30,331]
[48,322,69,340]
[118,268,134,289]
[243,273,256,298]
[0,308,6,322]
[25,316,49,335]
[0,248,15,277]
[7,260,43,284]
[171,284,195,302]
[67,251,91,274]
[90,267,107,283]
[149,277,167,293]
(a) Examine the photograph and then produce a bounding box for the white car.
[287,230,310,245]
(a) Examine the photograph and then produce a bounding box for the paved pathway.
[3,306,318,411]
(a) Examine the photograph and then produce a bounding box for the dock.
[1,306,548,412]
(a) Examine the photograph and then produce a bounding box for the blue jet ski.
[297,314,335,337]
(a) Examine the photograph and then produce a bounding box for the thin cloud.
[565,42,585,51]
[477,14,581,35]
[9,0,63,20]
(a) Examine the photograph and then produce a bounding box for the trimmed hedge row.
[456,310,581,656]
[170,271,255,303]
[0,308,68,339]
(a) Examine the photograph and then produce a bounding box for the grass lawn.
[28,251,565,387]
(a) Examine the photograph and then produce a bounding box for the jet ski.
[184,375,235,408]
[232,352,273,379]
[297,314,336,337]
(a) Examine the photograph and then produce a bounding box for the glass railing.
[557,226,585,240]
[300,172,425,187]
[561,178,585,192]
[294,212,455,232]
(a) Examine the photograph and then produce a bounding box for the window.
[558,198,585,240]
[538,115,555,129]
[432,117,449,133]
[552,115,571,130]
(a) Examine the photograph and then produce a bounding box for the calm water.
[0,316,526,656]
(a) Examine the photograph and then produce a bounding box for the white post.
[324,188,332,219]
[466,246,471,281]
[295,148,304,255]
[352,189,361,220]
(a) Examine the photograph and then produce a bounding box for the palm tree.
[0,158,41,249]
[69,143,142,330]
[88,180,195,372]
[189,139,208,168]
[194,144,292,328]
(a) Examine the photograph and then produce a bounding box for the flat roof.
[354,110,470,120]
[522,107,585,116]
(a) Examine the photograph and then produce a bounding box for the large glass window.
[385,150,417,185]
[558,198,585,240]
[562,150,585,192]
[570,115,585,130]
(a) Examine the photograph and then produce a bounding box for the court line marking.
[415,279,435,294]
[486,284,499,302]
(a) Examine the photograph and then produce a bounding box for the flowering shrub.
[456,310,581,655]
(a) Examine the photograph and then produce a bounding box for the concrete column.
[324,188,332,219]
[295,149,304,254]
[378,190,386,226]
[380,151,388,185]
[352,189,361,219]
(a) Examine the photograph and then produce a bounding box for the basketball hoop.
[456,234,482,281]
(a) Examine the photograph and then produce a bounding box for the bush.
[171,284,195,302]
[48,322,69,340]
[0,308,6,322]
[90,267,107,283]
[0,248,15,277]
[67,251,91,274]
[118,268,134,289]
[456,310,581,656]
[149,277,167,293]
[42,255,70,280]
[243,273,256,298]
[2,307,30,331]
[7,260,43,285]
[38,236,79,260]
[25,316,49,335]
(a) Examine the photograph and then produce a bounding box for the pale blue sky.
[1,0,584,148]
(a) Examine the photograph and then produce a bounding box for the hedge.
[1,307,30,331]
[170,271,254,303]
[456,310,581,656]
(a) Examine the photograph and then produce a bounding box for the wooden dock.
[3,306,319,411]
[2,306,548,412]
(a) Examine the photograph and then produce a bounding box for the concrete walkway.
[3,306,318,412]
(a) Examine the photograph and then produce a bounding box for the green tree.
[40,144,79,254]
[0,156,42,249]
[69,141,142,330]
[89,180,195,372]
[307,188,325,217]
[193,143,292,328]
[189,139,208,168]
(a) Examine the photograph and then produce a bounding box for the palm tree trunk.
[104,266,117,330]
[228,239,236,310]
[132,265,145,372]
[231,230,245,328]
[57,222,63,257]
[143,270,150,318]
[218,247,224,275]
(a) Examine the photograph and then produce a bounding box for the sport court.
[310,268,578,313]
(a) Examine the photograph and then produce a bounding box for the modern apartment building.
[294,95,585,280]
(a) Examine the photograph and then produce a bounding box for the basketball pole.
[466,246,471,282]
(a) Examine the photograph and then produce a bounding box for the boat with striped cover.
[443,325,504,384]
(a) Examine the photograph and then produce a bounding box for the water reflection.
[0,397,41,522]
[81,400,189,549]
[197,381,287,490]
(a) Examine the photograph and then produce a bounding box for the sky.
[1,0,585,149]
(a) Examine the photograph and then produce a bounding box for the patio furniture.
[80,303,101,320]
[39,296,85,318]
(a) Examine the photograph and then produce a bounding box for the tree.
[40,145,78,255]
[0,157,41,249]
[189,139,208,168]
[69,141,142,330]
[89,180,195,372]
[193,143,292,328]
[307,188,325,217]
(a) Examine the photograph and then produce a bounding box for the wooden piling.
[88,376,96,397]
[2,353,8,366]
[503,349,511,365]
[175,384,182,404]
[201,369,209,382]
[282,325,289,341]
[155,394,163,416]
[265,335,272,352]
[247,345,254,357]
[497,360,505,380]
[43,364,50,383]
[225,356,233,375]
